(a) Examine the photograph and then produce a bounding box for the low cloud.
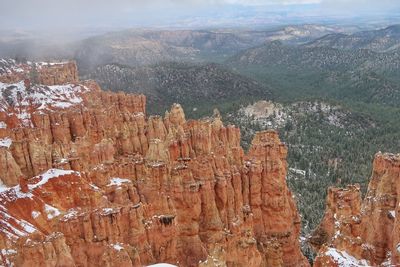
[0,0,398,30]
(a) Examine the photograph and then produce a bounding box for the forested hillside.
[89,62,271,116]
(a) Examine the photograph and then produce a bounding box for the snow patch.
[289,168,306,177]
[1,248,17,255]
[31,211,40,219]
[44,204,61,220]
[147,264,177,267]
[19,220,36,233]
[389,210,396,218]
[0,169,81,239]
[0,58,24,75]
[100,207,119,216]
[112,243,124,251]
[107,177,132,187]
[28,169,78,190]
[0,206,38,238]
[35,61,69,68]
[61,209,80,221]
[0,137,12,148]
[0,81,89,126]
[0,121,6,129]
[382,251,393,267]
[0,183,33,198]
[148,161,165,167]
[324,247,369,266]
[0,169,78,202]
[90,183,101,191]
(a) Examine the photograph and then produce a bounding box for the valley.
[0,19,400,266]
[82,24,400,262]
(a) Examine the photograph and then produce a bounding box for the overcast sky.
[0,0,399,30]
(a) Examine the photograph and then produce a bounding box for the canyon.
[311,152,400,266]
[0,60,308,266]
[1,59,400,267]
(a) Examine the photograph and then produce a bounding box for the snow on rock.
[0,137,12,148]
[0,81,89,126]
[107,177,132,187]
[388,210,396,219]
[147,264,177,267]
[381,252,393,267]
[112,243,124,251]
[0,121,6,129]
[324,247,370,267]
[35,61,69,68]
[28,169,78,190]
[31,211,40,219]
[18,220,36,234]
[90,183,101,191]
[100,207,120,216]
[60,208,87,222]
[0,169,78,200]
[289,168,306,177]
[0,168,86,240]
[1,248,17,255]
[0,59,24,75]
[148,161,165,167]
[41,84,86,109]
[44,204,61,220]
[0,183,33,199]
[62,209,79,221]
[0,204,38,239]
[0,59,71,76]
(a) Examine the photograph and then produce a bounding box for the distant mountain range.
[228,40,400,72]
[0,24,351,72]
[2,23,400,108]
[75,25,349,72]
[304,24,400,52]
[227,40,400,106]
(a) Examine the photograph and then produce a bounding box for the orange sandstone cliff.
[311,153,400,266]
[0,60,309,267]
[0,59,78,85]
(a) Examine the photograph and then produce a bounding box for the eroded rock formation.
[0,59,78,85]
[0,60,308,266]
[312,152,400,266]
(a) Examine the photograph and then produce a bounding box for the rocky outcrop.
[34,62,78,86]
[0,60,308,266]
[0,59,78,85]
[312,152,400,266]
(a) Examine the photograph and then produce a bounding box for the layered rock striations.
[0,60,308,266]
[312,152,400,266]
[0,59,78,85]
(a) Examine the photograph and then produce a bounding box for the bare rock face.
[0,60,308,266]
[246,131,308,267]
[312,152,400,266]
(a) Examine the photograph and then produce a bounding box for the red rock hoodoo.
[312,152,400,267]
[0,60,308,266]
